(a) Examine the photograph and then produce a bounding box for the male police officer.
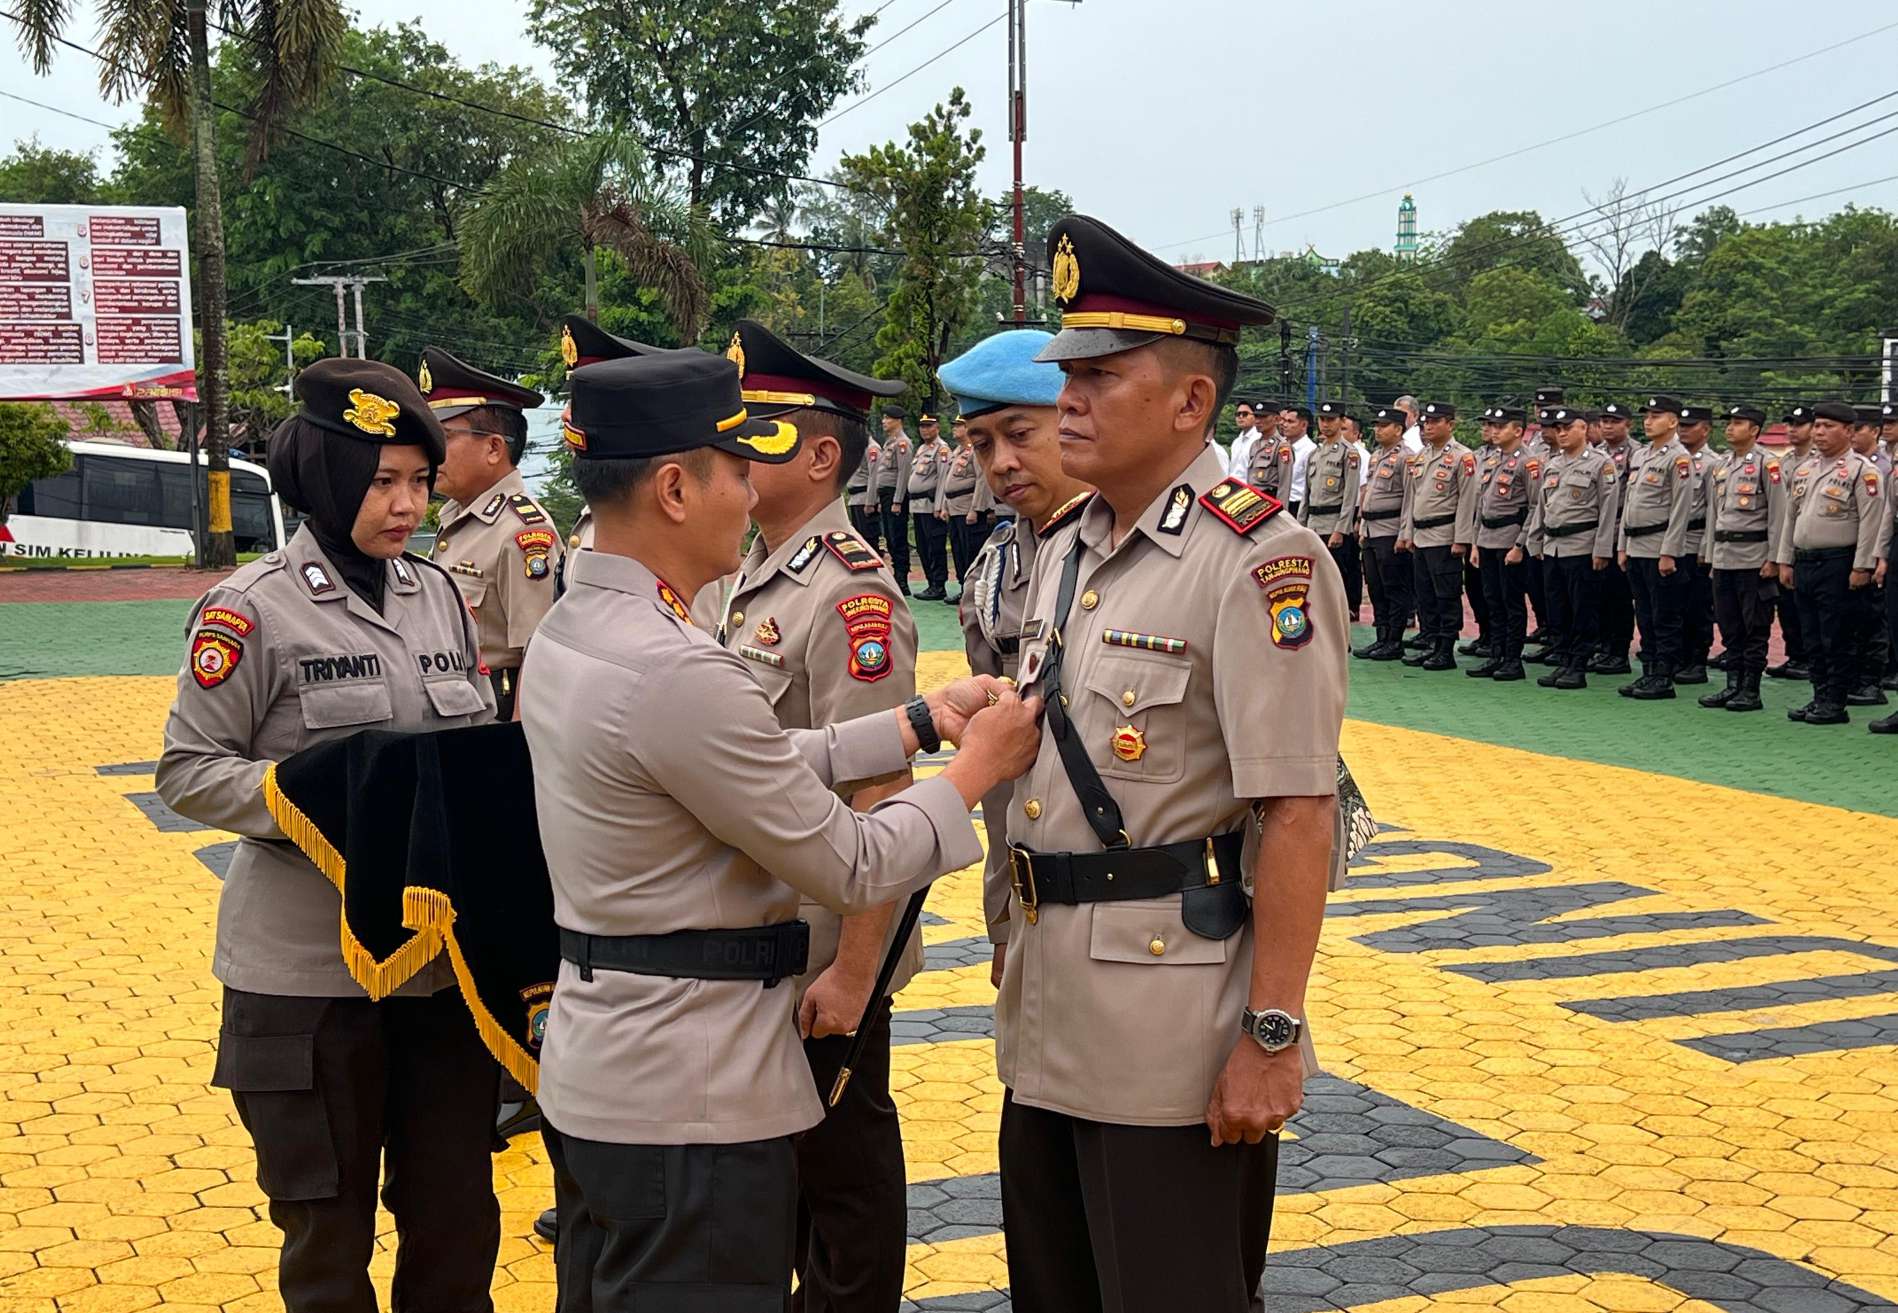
[1618,395,1695,699]
[1302,400,1362,616]
[1768,405,1820,680]
[521,349,1040,1308]
[1246,402,1297,499]
[1461,403,1536,681]
[421,347,559,721]
[1523,405,1619,689]
[1590,401,1639,674]
[1672,405,1717,683]
[1699,406,1784,712]
[907,413,952,600]
[1401,402,1478,670]
[872,404,914,591]
[998,215,1345,1312]
[714,319,917,1313]
[1356,405,1413,660]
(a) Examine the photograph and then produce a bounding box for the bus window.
[15,464,82,518]
[231,468,276,551]
[83,458,163,527]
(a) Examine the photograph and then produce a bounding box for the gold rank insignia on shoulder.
[560,323,578,367]
[1158,484,1192,536]
[343,388,399,437]
[1103,628,1187,654]
[787,535,823,574]
[823,532,884,572]
[656,579,692,624]
[508,494,547,525]
[738,644,783,668]
[1198,480,1282,535]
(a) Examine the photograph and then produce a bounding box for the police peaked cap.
[560,315,664,370]
[564,350,800,464]
[722,318,904,422]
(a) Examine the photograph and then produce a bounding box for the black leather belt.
[1481,510,1528,529]
[1413,513,1456,530]
[1008,832,1243,922]
[1687,517,1706,531]
[1308,503,1342,514]
[1714,529,1768,543]
[1795,546,1853,562]
[559,922,809,987]
[1546,521,1599,539]
[1362,507,1401,520]
[1625,522,1666,538]
[995,636,1020,656]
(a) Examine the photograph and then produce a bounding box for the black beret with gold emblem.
[417,346,544,423]
[1037,214,1275,362]
[560,315,664,370]
[723,318,904,422]
[294,358,444,464]
[565,349,800,464]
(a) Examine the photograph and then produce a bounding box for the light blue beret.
[938,329,1064,418]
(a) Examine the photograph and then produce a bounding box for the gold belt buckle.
[1009,847,1039,925]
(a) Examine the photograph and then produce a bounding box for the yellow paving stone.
[0,1268,96,1298]
[54,1284,163,1313]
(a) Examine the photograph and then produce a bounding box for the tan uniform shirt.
[156,526,495,997]
[999,446,1347,1126]
[1401,442,1479,548]
[938,445,994,516]
[873,430,912,504]
[1245,431,1296,499]
[520,551,981,1145]
[1299,441,1361,535]
[1619,437,1693,558]
[716,501,925,997]
[1666,444,1715,559]
[1358,445,1410,540]
[907,438,950,504]
[846,445,879,511]
[431,468,563,672]
[1524,445,1620,560]
[1707,447,1786,571]
[1600,440,1636,524]
[1775,451,1885,571]
[1466,445,1541,550]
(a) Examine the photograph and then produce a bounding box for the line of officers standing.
[841,403,997,603]
[1225,390,1898,728]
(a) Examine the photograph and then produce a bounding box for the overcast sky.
[9,0,1898,275]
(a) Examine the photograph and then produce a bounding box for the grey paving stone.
[94,759,158,775]
[194,840,236,879]
[124,790,210,832]
[1567,970,1898,1021]
[1682,1013,1898,1063]
[1451,933,1898,983]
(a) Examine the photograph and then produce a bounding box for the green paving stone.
[1,600,195,681]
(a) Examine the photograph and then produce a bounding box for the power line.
[0,87,122,130]
[820,7,1009,126]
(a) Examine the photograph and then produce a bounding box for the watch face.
[1257,1011,1296,1049]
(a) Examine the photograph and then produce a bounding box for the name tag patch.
[300,653,382,684]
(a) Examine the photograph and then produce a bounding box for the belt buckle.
[1008,847,1039,925]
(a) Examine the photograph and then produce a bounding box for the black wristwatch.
[905,695,941,755]
[1240,1007,1302,1053]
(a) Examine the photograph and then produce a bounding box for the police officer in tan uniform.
[1775,400,1887,725]
[420,347,559,720]
[714,319,917,1313]
[1672,405,1718,684]
[1461,403,1538,681]
[907,413,952,600]
[1301,400,1362,616]
[1355,405,1413,661]
[997,214,1346,1312]
[1400,401,1479,670]
[1618,395,1696,698]
[871,405,913,591]
[1245,405,1296,499]
[1700,405,1785,713]
[1590,401,1639,675]
[1523,406,1619,689]
[520,349,1041,1310]
[938,423,996,589]
[938,328,1093,969]
[1768,405,1821,680]
[157,360,501,1313]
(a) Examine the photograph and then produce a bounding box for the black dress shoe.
[1846,685,1889,706]
[494,1098,542,1147]
[1673,664,1709,685]
[1787,702,1813,722]
[1803,702,1850,725]
[917,585,946,601]
[1490,660,1527,682]
[1525,627,1548,645]
[1870,710,1898,733]
[1458,637,1493,657]
[1403,635,1429,650]
[1708,651,1731,671]
[1402,649,1430,667]
[1369,641,1406,661]
[1882,673,1898,691]
[534,1208,558,1244]
[1768,661,1812,681]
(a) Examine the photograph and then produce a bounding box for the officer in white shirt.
[1281,402,1317,515]
[1394,395,1425,455]
[1225,397,1269,481]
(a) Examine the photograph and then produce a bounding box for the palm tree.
[457,132,713,341]
[11,0,346,569]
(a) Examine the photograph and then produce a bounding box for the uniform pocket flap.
[1088,901,1229,966]
[1081,651,1191,716]
[298,680,394,730]
[423,677,489,719]
[211,1032,314,1092]
[738,656,795,705]
[452,574,489,609]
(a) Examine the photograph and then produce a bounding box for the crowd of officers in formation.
[157,213,1349,1313]
[1224,392,1898,727]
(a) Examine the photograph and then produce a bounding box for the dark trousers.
[1546,554,1600,670]
[1713,567,1777,678]
[1412,545,1463,644]
[1887,577,1898,675]
[1793,548,1855,706]
[999,1091,1279,1313]
[1364,535,1412,644]
[1324,533,1362,616]
[948,512,988,584]
[1598,558,1635,657]
[876,492,910,588]
[488,668,519,723]
[1683,558,1714,665]
[912,511,950,590]
[1477,545,1528,660]
[1849,583,1888,690]
[1627,554,1686,672]
[1777,582,1807,662]
[213,988,501,1313]
[848,501,878,544]
[793,998,906,1313]
[1524,552,1548,631]
[1463,557,1490,638]
[544,1125,795,1313]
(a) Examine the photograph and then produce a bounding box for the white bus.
[1,441,287,561]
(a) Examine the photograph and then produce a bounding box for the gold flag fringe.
[403,887,541,1094]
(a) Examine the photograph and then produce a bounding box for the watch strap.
[905,695,941,756]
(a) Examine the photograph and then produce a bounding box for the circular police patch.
[527,555,549,578]
[1276,605,1308,640]
[856,639,888,671]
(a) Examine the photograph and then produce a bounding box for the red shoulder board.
[822,531,885,572]
[1198,480,1283,535]
[1038,491,1093,537]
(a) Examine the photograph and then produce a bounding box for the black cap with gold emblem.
[293,358,445,464]
[417,346,544,424]
[722,318,904,422]
[560,315,664,370]
[565,350,801,464]
[1037,214,1276,362]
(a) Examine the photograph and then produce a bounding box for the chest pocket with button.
[298,679,394,731]
[422,677,489,721]
[1080,649,1191,784]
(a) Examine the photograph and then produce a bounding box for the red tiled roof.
[40,399,182,449]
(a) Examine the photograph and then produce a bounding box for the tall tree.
[526,0,871,226]
[11,0,346,568]
[839,88,991,408]
[1438,210,1589,303]
[0,137,105,203]
[0,403,73,527]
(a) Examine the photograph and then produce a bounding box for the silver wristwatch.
[1240,1007,1302,1053]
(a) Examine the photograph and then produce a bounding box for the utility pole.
[1279,320,1294,396]
[1884,325,1898,403]
[1251,205,1265,263]
[1305,326,1320,409]
[266,323,295,395]
[1231,208,1243,265]
[293,275,386,358]
[1339,306,1352,403]
[1008,0,1027,326]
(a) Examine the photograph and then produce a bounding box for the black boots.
[1590,650,1632,675]
[1420,639,1457,671]
[1624,663,1676,700]
[1699,668,1740,708]
[1725,671,1763,712]
[1490,657,1527,682]
[1674,662,1709,686]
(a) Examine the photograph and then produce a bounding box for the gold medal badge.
[1111,724,1147,762]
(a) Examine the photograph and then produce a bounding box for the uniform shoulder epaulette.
[821,530,885,572]
[1038,492,1092,537]
[209,551,288,598]
[985,516,1019,548]
[507,493,547,525]
[1197,480,1282,536]
[786,534,825,575]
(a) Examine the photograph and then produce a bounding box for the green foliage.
[0,403,73,523]
[228,319,325,451]
[526,0,870,227]
[838,88,991,409]
[0,137,105,203]
[1439,210,1589,303]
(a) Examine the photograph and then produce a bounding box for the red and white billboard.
[0,204,196,401]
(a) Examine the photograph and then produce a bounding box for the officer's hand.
[1618,550,1629,570]
[798,964,873,1039]
[1659,554,1677,576]
[1593,556,1609,571]
[927,675,1009,745]
[1876,560,1889,587]
[1851,568,1873,589]
[1765,561,1782,581]
[936,508,948,521]
[990,942,1006,989]
[965,511,977,524]
[953,691,1045,788]
[1506,546,1524,565]
[1780,564,1795,590]
[1326,531,1342,548]
[1395,538,1411,553]
[1451,543,1468,558]
[1206,1037,1303,1147]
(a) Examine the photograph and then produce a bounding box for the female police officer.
[157,359,502,1313]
